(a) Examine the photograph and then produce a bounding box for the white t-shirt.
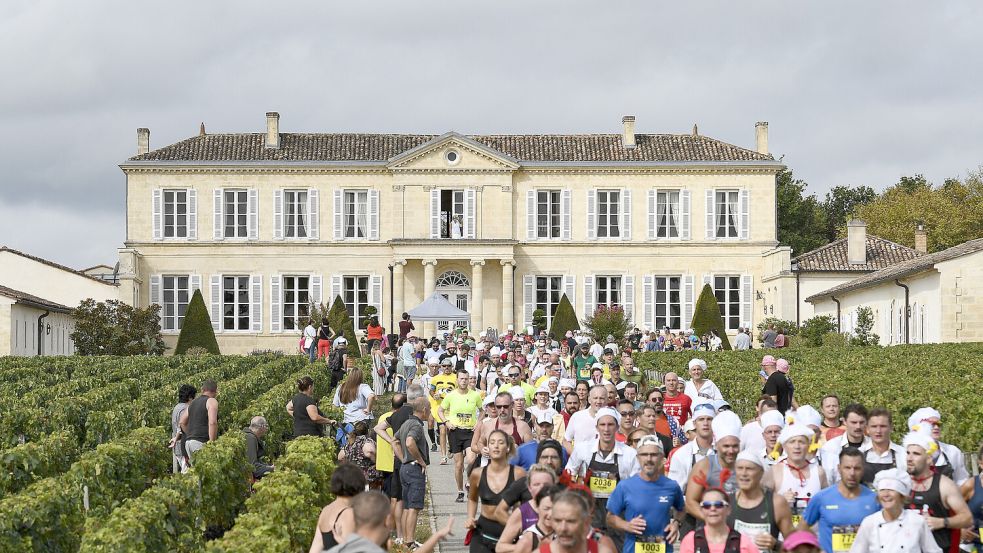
[333,383,375,423]
[424,348,444,364]
[589,343,604,359]
[563,409,599,445]
[684,379,723,403]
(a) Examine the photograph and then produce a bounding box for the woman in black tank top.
[468,430,526,553]
[308,464,366,553]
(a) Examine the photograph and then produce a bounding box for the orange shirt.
[367,324,384,340]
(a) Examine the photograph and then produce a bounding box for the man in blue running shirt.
[801,447,880,553]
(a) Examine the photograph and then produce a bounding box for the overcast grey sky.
[1,1,981,268]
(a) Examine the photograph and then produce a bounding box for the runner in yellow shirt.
[439,367,483,503]
[430,359,458,465]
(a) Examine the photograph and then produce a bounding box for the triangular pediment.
[386,132,519,171]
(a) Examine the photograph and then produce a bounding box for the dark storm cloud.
[1,0,981,267]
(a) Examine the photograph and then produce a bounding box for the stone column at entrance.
[422,259,438,337]
[470,259,485,334]
[500,259,515,332]
[392,259,406,333]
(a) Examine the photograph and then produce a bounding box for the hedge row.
[79,365,337,553]
[206,437,338,553]
[0,426,169,552]
[0,431,79,499]
[633,343,983,451]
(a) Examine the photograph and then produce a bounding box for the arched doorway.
[436,270,470,332]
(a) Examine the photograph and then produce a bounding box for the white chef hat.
[595,407,621,426]
[688,358,707,370]
[778,423,815,445]
[509,387,526,402]
[736,450,765,469]
[787,405,822,429]
[907,407,942,431]
[712,410,742,444]
[760,410,786,431]
[559,378,576,389]
[903,426,940,459]
[873,468,912,496]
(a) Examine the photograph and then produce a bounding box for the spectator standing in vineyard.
[288,376,333,437]
[179,379,218,463]
[169,383,196,473]
[243,416,273,480]
[329,339,351,388]
[334,369,377,425]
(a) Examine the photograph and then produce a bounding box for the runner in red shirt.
[660,372,692,426]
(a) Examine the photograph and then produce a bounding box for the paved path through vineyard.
[427,456,469,553]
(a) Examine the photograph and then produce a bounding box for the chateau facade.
[117,113,793,353]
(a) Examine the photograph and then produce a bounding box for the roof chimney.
[847,219,867,265]
[755,121,769,154]
[265,112,280,149]
[914,223,928,254]
[622,115,636,148]
[199,122,206,136]
[136,128,150,155]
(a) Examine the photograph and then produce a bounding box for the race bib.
[791,514,802,527]
[831,525,858,552]
[634,541,665,553]
[589,475,617,496]
[579,367,590,379]
[456,413,474,425]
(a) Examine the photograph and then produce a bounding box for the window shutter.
[371,275,383,320]
[250,275,262,332]
[190,275,202,295]
[647,189,656,240]
[465,188,476,239]
[741,274,753,329]
[563,275,576,309]
[583,275,595,318]
[308,189,319,240]
[621,189,632,241]
[150,275,162,307]
[273,190,284,240]
[526,190,536,240]
[561,189,572,240]
[270,275,282,333]
[586,190,597,240]
[330,275,342,307]
[210,275,221,332]
[642,275,654,330]
[152,189,162,240]
[680,189,691,240]
[311,274,323,307]
[430,189,440,239]
[247,189,259,240]
[187,189,197,240]
[705,189,715,240]
[369,189,380,241]
[333,190,343,241]
[623,275,635,322]
[523,275,534,328]
[683,275,695,330]
[739,188,750,240]
[213,189,224,240]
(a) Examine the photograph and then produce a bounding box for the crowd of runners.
[173,323,983,553]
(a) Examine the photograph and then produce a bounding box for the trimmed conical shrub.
[327,295,361,358]
[691,284,732,350]
[549,294,580,338]
[175,289,221,354]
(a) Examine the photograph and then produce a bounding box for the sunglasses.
[494,404,512,409]
[509,373,521,378]
[700,501,729,510]
[618,411,634,417]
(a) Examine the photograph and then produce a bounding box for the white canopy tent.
[406,292,471,322]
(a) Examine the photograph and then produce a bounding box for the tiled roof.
[0,246,118,287]
[792,235,922,272]
[127,133,776,163]
[806,238,983,302]
[0,285,73,313]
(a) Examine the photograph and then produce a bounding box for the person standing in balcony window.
[452,215,463,239]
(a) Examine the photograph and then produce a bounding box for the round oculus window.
[445,150,460,165]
